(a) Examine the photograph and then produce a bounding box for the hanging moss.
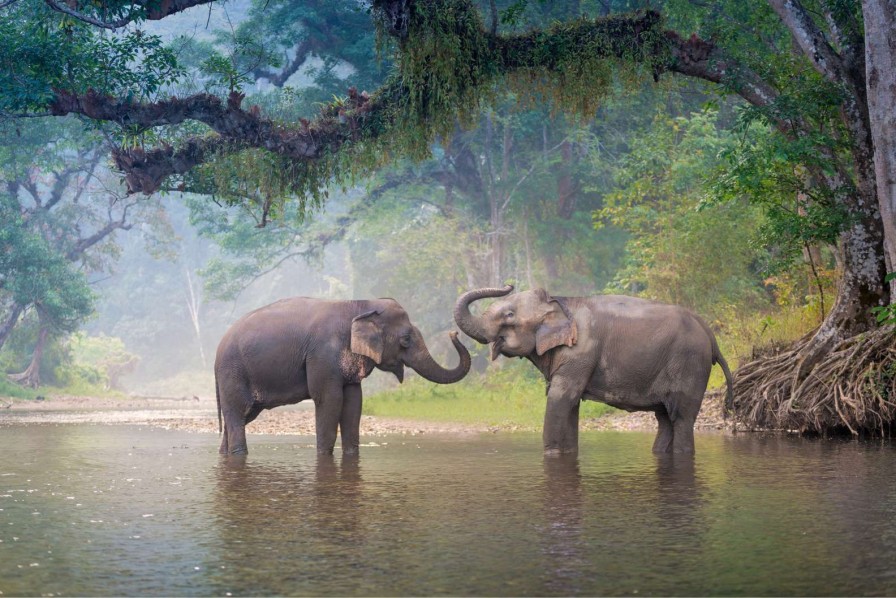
[201,1,672,221]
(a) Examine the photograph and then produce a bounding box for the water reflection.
[540,455,584,595]
[212,453,375,594]
[3,426,896,596]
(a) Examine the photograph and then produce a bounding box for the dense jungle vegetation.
[0,0,894,433]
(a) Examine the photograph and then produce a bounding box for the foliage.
[0,1,182,112]
[594,108,770,320]
[0,200,95,333]
[871,274,896,325]
[708,110,851,274]
[366,360,616,428]
[63,333,139,390]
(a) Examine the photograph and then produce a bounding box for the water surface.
[1,423,895,596]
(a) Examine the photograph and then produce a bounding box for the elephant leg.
[543,376,584,456]
[672,416,696,454]
[312,380,345,455]
[653,407,674,454]
[666,392,699,454]
[219,377,252,455]
[340,384,363,455]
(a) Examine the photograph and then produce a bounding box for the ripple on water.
[0,425,895,596]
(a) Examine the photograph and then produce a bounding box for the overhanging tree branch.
[42,4,780,195]
[39,0,218,29]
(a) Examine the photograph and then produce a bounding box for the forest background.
[0,0,883,429]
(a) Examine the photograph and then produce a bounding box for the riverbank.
[0,390,732,435]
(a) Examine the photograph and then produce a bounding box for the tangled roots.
[733,326,896,435]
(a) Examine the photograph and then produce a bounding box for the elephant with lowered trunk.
[215,297,471,455]
[454,286,733,455]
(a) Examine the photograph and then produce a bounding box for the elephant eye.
[504,310,514,319]
[399,334,411,348]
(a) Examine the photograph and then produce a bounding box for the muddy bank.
[0,391,732,435]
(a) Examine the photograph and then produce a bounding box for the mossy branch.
[48,1,752,197]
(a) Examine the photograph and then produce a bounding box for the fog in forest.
[1,0,841,407]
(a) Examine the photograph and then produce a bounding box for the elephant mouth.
[381,363,405,383]
[490,338,505,361]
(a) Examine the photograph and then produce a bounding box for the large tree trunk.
[863,0,896,280]
[726,0,896,434]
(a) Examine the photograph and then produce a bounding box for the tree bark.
[863,0,896,281]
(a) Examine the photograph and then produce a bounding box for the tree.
[2,0,894,430]
[0,118,160,386]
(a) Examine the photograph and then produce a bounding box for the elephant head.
[351,299,471,383]
[454,286,577,360]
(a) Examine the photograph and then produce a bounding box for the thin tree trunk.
[522,211,535,289]
[484,113,502,286]
[0,303,25,351]
[184,267,207,367]
[555,139,579,219]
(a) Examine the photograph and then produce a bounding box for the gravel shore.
[0,390,732,436]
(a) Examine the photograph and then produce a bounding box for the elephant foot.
[543,447,578,457]
[342,447,360,456]
[226,447,249,456]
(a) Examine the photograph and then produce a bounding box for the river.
[1,423,895,596]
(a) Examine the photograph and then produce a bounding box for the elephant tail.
[215,377,222,435]
[697,315,735,418]
[714,350,735,418]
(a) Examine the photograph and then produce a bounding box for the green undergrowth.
[0,378,40,400]
[365,360,616,428]
[0,378,125,401]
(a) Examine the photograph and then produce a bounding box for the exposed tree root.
[733,326,896,435]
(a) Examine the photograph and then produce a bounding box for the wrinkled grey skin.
[455,286,733,455]
[215,297,471,455]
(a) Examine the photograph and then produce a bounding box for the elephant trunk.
[405,329,471,384]
[453,285,514,344]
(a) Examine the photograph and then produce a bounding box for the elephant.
[454,285,733,455]
[215,297,471,455]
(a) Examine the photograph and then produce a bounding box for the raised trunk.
[453,285,514,344]
[405,330,472,384]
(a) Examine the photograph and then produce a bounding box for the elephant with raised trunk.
[215,297,471,455]
[455,286,733,455]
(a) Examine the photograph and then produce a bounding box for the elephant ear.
[535,296,577,356]
[351,310,383,364]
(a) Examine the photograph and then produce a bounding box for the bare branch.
[65,216,132,260]
[43,0,139,29]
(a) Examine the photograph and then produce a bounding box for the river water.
[1,423,895,596]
